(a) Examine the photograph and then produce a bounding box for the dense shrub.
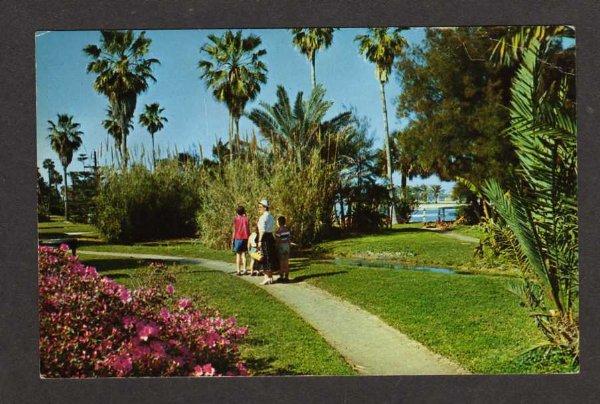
[95,161,204,242]
[196,151,338,248]
[39,245,248,377]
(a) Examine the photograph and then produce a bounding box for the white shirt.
[257,211,276,234]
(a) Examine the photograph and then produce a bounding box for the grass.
[80,254,355,376]
[449,224,486,240]
[290,260,554,374]
[318,224,480,269]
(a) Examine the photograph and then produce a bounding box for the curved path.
[78,250,468,376]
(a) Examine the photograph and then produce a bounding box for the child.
[247,225,261,276]
[231,205,250,275]
[275,216,291,282]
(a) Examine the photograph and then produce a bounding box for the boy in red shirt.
[231,205,250,275]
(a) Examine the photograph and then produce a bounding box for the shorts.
[277,243,290,260]
[232,239,248,253]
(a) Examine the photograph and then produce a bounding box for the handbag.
[250,250,263,262]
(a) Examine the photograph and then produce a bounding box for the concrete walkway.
[79,250,468,375]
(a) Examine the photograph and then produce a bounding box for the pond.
[409,206,458,223]
[333,258,456,275]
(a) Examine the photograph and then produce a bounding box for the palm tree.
[47,114,83,220]
[102,105,133,165]
[139,103,168,169]
[84,30,159,169]
[199,30,267,158]
[355,28,408,223]
[42,158,55,185]
[483,40,578,360]
[290,28,336,89]
[248,85,352,169]
[431,185,442,203]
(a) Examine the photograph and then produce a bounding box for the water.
[410,207,458,223]
[334,258,456,275]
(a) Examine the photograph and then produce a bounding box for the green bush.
[95,161,203,242]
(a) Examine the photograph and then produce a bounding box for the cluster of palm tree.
[46,28,414,224]
[196,28,410,224]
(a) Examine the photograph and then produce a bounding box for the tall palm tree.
[290,28,336,89]
[84,30,159,169]
[199,30,268,159]
[355,28,408,222]
[47,114,83,220]
[42,158,55,185]
[138,103,168,169]
[248,85,352,168]
[102,105,133,166]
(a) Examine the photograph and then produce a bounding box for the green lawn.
[318,225,479,269]
[290,260,551,374]
[449,224,486,240]
[80,255,355,376]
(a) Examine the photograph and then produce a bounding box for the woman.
[231,205,250,275]
[256,199,278,285]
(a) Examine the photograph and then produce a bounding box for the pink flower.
[192,365,204,376]
[166,284,174,295]
[122,316,136,329]
[204,331,220,347]
[236,362,248,376]
[137,322,159,341]
[177,298,192,310]
[202,363,215,376]
[159,308,171,322]
[118,287,132,303]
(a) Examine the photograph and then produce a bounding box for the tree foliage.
[396,28,517,193]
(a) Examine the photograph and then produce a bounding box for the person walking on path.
[275,215,291,282]
[256,199,278,285]
[231,205,250,275]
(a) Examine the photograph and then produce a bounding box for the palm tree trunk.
[119,111,129,170]
[379,80,396,224]
[310,53,317,90]
[401,173,407,199]
[235,116,240,152]
[63,165,68,220]
[151,132,156,171]
[228,112,233,160]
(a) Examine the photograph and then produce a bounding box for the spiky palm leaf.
[248,85,352,168]
[483,39,578,356]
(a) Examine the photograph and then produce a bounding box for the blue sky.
[36,28,454,191]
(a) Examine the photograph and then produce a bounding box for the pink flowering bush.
[39,245,248,378]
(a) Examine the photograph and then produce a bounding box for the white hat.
[259,199,269,208]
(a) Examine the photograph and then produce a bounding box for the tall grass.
[196,150,338,248]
